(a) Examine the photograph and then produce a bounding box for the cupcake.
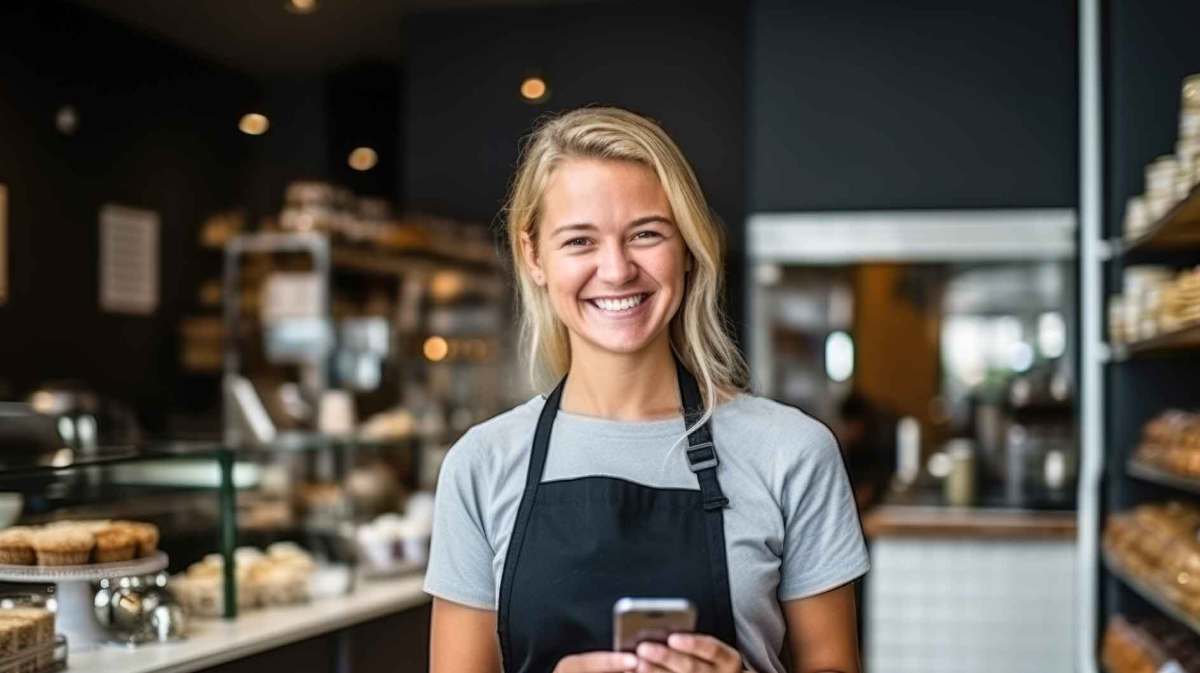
[92,526,136,563]
[112,521,159,557]
[32,527,94,566]
[0,527,36,565]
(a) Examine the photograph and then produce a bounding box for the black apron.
[497,357,740,673]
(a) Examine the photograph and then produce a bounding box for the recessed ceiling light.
[285,0,318,14]
[520,76,549,103]
[55,105,79,135]
[238,113,270,135]
[423,336,449,362]
[348,147,378,171]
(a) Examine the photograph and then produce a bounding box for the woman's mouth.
[586,292,651,314]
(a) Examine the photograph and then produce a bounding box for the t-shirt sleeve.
[776,420,871,601]
[423,428,497,610]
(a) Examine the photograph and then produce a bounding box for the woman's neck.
[560,333,682,422]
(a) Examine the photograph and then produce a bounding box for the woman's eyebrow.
[549,215,674,238]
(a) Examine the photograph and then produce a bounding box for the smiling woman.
[425,107,869,673]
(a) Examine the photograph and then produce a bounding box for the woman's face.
[523,157,688,359]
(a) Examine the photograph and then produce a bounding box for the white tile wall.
[865,537,1076,673]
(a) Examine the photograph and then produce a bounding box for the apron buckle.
[686,442,719,472]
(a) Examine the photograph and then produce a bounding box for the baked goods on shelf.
[170,543,315,618]
[1103,614,1200,673]
[0,605,55,672]
[1104,501,1200,614]
[0,520,160,567]
[1134,409,1200,477]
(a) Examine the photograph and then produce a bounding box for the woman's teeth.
[590,293,647,312]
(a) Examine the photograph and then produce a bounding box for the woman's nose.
[596,241,637,285]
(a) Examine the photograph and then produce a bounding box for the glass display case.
[0,427,429,656]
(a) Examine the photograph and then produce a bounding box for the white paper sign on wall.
[99,204,159,315]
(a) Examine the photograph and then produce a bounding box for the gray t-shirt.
[423,392,870,673]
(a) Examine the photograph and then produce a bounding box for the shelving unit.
[1080,12,1200,667]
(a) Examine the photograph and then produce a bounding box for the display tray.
[1127,459,1200,495]
[0,634,68,673]
[0,551,168,582]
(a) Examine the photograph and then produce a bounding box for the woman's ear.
[520,231,546,287]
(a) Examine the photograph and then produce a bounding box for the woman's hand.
[553,651,640,673]
[634,634,742,673]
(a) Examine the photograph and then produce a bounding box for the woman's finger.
[636,641,712,673]
[666,634,741,669]
[557,651,640,673]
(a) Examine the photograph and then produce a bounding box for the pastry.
[0,615,38,673]
[2,608,54,669]
[92,526,137,563]
[32,526,94,566]
[0,527,36,565]
[112,520,159,557]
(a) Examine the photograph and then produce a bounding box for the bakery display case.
[0,427,431,662]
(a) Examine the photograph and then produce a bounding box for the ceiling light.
[423,336,449,362]
[239,113,269,136]
[348,147,378,171]
[55,105,79,135]
[285,0,318,14]
[520,76,549,103]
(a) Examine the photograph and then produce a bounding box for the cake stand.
[0,552,168,650]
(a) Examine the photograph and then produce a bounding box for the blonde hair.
[504,106,748,433]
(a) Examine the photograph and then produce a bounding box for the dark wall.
[0,1,258,429]
[748,0,1078,211]
[401,1,747,332]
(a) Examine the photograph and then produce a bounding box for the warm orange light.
[239,113,269,135]
[285,0,318,14]
[348,147,378,171]
[423,336,449,362]
[520,77,548,102]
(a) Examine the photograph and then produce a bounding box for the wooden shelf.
[1108,322,1200,361]
[1103,549,1200,638]
[331,246,500,277]
[1110,184,1200,256]
[1128,459,1200,495]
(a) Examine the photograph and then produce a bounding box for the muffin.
[113,520,159,557]
[32,527,94,566]
[92,526,137,563]
[0,527,36,565]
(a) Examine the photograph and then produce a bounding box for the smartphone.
[612,598,697,652]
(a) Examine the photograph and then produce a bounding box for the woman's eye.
[633,231,662,241]
[564,237,591,247]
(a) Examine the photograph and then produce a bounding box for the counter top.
[862,504,1077,540]
[70,573,429,673]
